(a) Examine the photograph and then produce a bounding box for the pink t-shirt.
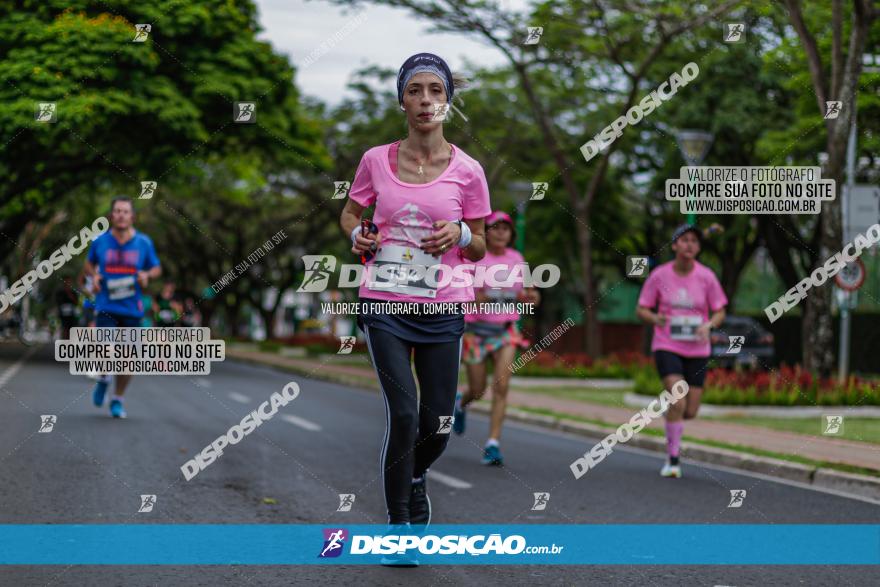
[637,261,728,358]
[348,141,492,303]
[465,247,527,323]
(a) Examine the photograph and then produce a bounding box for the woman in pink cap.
[636,224,727,478]
[453,211,540,466]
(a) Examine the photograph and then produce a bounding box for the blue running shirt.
[87,231,160,317]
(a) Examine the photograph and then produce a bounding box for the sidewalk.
[504,388,878,471]
[226,347,879,473]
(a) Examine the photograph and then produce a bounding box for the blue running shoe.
[380,524,419,567]
[92,381,108,407]
[109,398,127,419]
[481,444,503,466]
[452,393,465,435]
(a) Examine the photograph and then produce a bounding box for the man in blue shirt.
[84,198,161,418]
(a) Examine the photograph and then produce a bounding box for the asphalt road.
[1,342,878,586]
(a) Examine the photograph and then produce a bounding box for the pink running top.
[348,141,492,303]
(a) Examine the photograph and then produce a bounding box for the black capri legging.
[362,324,462,524]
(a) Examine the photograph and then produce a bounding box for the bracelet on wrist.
[456,219,472,248]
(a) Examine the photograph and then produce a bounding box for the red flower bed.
[704,364,859,393]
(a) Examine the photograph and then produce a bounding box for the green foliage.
[0,0,327,260]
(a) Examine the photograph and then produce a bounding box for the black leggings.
[363,324,462,524]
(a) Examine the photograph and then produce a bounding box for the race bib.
[669,315,703,341]
[158,309,176,322]
[106,276,136,301]
[366,244,440,298]
[486,287,517,303]
[59,304,76,317]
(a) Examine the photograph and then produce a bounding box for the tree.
[768,0,877,373]
[0,0,326,263]
[327,0,737,356]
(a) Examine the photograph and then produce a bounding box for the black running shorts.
[654,350,708,387]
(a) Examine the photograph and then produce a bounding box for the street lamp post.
[675,129,714,224]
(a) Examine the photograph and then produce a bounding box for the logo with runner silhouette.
[234,102,256,123]
[727,490,746,508]
[332,181,350,200]
[38,415,56,433]
[824,101,842,120]
[726,335,744,354]
[723,23,745,43]
[531,492,550,511]
[337,494,355,512]
[35,102,57,123]
[297,255,337,293]
[524,26,543,45]
[431,103,450,122]
[138,494,156,513]
[318,528,348,558]
[133,24,151,42]
[822,415,844,435]
[437,416,454,434]
[139,181,157,200]
[337,336,356,355]
[627,256,648,277]
[530,182,548,201]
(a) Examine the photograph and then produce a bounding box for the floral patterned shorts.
[462,322,529,365]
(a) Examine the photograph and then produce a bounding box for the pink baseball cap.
[486,210,513,227]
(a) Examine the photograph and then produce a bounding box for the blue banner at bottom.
[0,525,877,565]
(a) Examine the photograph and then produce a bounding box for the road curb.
[469,402,880,502]
[812,468,880,501]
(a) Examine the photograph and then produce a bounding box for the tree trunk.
[803,157,843,375]
[758,217,804,290]
[781,0,875,374]
[200,302,215,331]
[578,227,601,357]
[260,308,276,340]
[225,301,242,338]
[720,259,740,315]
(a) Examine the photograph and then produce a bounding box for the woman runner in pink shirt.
[339,53,490,563]
[636,224,727,478]
[453,211,540,466]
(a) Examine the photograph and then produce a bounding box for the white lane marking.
[227,392,251,404]
[194,378,212,388]
[428,470,473,490]
[280,413,322,432]
[0,348,36,387]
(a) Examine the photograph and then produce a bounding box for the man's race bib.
[669,315,703,341]
[158,309,176,323]
[59,304,76,317]
[106,276,136,301]
[366,244,440,298]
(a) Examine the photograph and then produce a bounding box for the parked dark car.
[710,315,774,368]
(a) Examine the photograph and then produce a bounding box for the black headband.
[397,53,454,105]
